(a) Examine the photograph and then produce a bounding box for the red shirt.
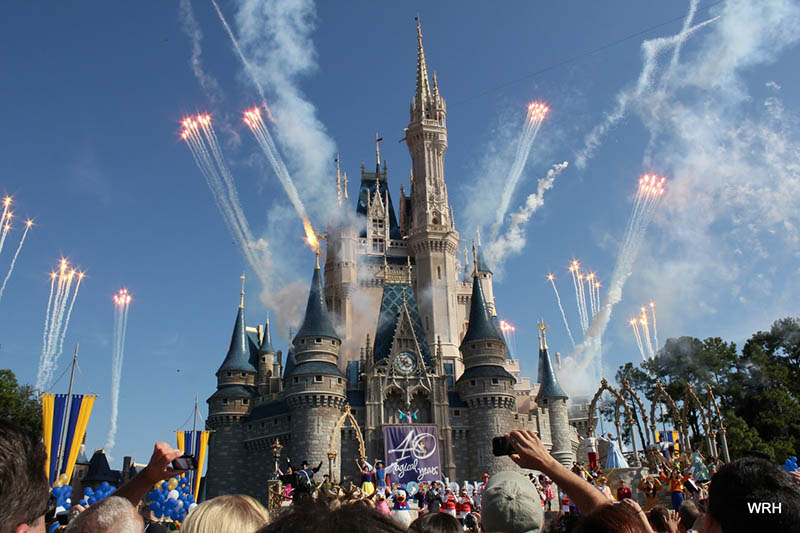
[617,487,632,500]
[457,497,472,514]
[441,493,456,511]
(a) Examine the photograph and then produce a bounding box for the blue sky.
[0,0,798,467]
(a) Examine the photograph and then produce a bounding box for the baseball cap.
[481,471,543,533]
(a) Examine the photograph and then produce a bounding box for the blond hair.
[181,494,269,533]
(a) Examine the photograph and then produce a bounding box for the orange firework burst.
[113,288,132,306]
[527,102,550,121]
[638,174,667,197]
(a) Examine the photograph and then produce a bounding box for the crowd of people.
[2,417,799,533]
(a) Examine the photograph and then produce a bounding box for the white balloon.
[175,500,184,509]
[188,503,198,512]
[168,489,179,500]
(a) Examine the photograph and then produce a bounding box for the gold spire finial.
[476,227,482,246]
[315,248,320,269]
[240,272,246,308]
[538,318,548,349]
[376,132,382,166]
[471,242,478,277]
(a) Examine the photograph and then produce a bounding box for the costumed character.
[441,487,457,516]
[660,467,691,511]
[375,490,392,517]
[391,489,412,528]
[355,458,375,495]
[559,489,570,515]
[600,434,629,469]
[475,473,489,510]
[582,434,599,472]
[287,458,322,501]
[637,475,663,511]
[616,479,632,500]
[277,464,296,503]
[374,460,390,489]
[457,489,473,520]
[540,475,554,511]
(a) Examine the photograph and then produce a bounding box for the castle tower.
[206,279,258,497]
[535,320,573,467]
[404,18,462,373]
[455,250,517,478]
[285,253,347,475]
[475,229,496,316]
[324,156,360,365]
[256,315,279,396]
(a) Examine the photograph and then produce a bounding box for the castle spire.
[294,257,339,341]
[413,15,432,120]
[260,314,275,353]
[461,262,505,345]
[536,319,567,400]
[216,284,256,375]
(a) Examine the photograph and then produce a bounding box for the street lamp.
[327,451,338,482]
[271,438,283,480]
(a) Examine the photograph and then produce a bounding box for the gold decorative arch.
[587,378,645,465]
[681,384,714,455]
[330,404,366,459]
[649,381,687,457]
[620,379,651,448]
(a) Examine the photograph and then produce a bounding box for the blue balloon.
[84,487,94,497]
[161,481,169,490]
[79,499,87,506]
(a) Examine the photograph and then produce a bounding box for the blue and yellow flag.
[176,430,210,501]
[60,395,96,484]
[42,394,68,485]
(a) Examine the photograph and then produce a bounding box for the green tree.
[0,369,42,436]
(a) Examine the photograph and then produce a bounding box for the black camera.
[492,436,515,456]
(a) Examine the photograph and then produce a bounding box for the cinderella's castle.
[205,21,578,500]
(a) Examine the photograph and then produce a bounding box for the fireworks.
[243,107,319,252]
[498,319,518,355]
[574,175,666,378]
[36,259,85,390]
[568,259,600,335]
[489,102,550,241]
[180,113,268,283]
[106,288,132,451]
[0,219,34,302]
[546,273,576,348]
[630,301,660,360]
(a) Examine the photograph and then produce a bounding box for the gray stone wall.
[287,403,343,477]
[548,398,574,467]
[205,422,247,498]
[467,406,518,479]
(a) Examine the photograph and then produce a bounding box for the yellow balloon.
[167,478,178,491]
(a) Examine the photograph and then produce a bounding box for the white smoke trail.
[0,220,10,256]
[641,316,655,358]
[484,161,567,271]
[211,0,267,105]
[36,276,56,389]
[56,275,83,362]
[106,295,130,451]
[649,303,660,351]
[0,223,31,301]
[548,276,576,348]
[489,105,549,240]
[631,319,646,360]
[575,11,719,169]
[179,0,222,102]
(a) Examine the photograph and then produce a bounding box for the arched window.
[384,389,405,424]
[410,390,433,423]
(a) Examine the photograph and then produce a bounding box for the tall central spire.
[414,15,432,119]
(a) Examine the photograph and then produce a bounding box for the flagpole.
[57,344,78,479]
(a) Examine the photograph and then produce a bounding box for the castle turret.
[286,254,347,475]
[405,18,462,375]
[455,249,517,478]
[257,315,277,395]
[206,279,258,497]
[535,320,573,467]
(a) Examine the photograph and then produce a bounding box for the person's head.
[0,419,50,533]
[482,473,489,482]
[323,474,330,481]
[301,460,309,469]
[258,498,404,533]
[705,457,800,532]
[575,503,653,533]
[181,494,268,533]
[286,465,294,474]
[481,471,543,533]
[409,511,461,533]
[619,479,626,487]
[547,513,581,533]
[678,500,699,532]
[646,505,670,533]
[597,476,607,486]
[65,496,143,533]
[671,469,681,480]
[375,461,383,469]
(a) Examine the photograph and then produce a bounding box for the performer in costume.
[616,479,632,500]
[457,488,473,521]
[441,487,457,517]
[391,489,412,529]
[595,476,613,501]
[475,473,489,510]
[374,460,389,489]
[637,475,663,511]
[600,433,629,469]
[582,433,599,472]
[660,467,691,511]
[355,457,375,496]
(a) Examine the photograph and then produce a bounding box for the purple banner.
[383,425,442,484]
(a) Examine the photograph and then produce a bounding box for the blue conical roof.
[536,346,567,399]
[260,316,275,353]
[282,345,296,379]
[217,306,257,374]
[461,275,505,345]
[294,265,339,341]
[476,245,492,274]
